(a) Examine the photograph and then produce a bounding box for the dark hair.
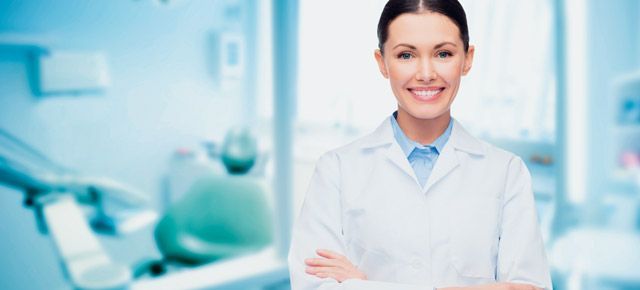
[377,0,469,54]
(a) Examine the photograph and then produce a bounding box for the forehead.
[386,12,462,47]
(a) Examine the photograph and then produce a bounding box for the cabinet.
[611,72,640,190]
[608,71,640,230]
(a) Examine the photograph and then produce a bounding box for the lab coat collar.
[360,116,486,192]
[360,116,486,157]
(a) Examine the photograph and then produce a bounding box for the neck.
[396,109,451,145]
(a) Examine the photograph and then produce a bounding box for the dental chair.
[130,128,283,289]
[137,174,274,276]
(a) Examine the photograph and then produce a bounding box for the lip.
[408,86,445,102]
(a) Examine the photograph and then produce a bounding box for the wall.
[584,0,640,220]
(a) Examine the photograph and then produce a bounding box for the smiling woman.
[288,1,552,290]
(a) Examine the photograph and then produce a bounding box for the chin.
[416,113,447,121]
[402,102,451,121]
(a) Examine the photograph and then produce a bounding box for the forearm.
[437,282,543,290]
[342,279,430,290]
[292,279,429,290]
[295,280,541,290]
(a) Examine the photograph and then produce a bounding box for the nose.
[415,59,437,82]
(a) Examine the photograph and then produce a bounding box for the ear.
[462,45,475,76]
[374,49,389,79]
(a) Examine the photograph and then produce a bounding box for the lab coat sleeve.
[496,157,553,290]
[288,152,430,290]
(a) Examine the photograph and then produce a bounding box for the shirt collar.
[390,111,453,158]
[359,115,486,156]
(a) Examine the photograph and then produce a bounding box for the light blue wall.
[585,0,640,221]
[0,0,256,288]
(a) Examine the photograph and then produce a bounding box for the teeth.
[412,89,442,97]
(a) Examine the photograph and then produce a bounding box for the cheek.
[388,63,415,85]
[435,62,464,85]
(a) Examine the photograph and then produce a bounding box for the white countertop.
[131,248,288,290]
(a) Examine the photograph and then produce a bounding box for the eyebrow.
[392,41,458,50]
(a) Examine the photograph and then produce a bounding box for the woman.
[288,0,552,289]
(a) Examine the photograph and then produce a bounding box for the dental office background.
[0,0,639,289]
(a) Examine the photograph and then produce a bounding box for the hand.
[304,249,367,282]
[441,282,542,290]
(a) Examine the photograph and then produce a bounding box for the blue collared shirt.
[390,112,453,187]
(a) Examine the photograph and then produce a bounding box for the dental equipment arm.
[42,174,159,235]
[0,155,55,193]
[0,127,157,234]
[0,128,158,289]
[0,160,144,289]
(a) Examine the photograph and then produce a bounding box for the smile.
[408,87,444,102]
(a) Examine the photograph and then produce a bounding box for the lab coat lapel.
[360,117,417,182]
[423,120,485,193]
[423,140,459,193]
[384,142,417,182]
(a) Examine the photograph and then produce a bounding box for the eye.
[436,51,453,59]
[397,52,413,60]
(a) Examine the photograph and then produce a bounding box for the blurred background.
[0,0,638,289]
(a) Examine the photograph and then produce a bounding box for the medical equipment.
[136,172,274,280]
[136,126,274,278]
[155,175,273,262]
[0,129,157,290]
[163,129,267,209]
[129,172,284,290]
[220,126,259,174]
[0,127,284,289]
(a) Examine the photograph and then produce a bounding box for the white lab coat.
[288,117,552,290]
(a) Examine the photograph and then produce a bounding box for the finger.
[304,258,342,267]
[306,265,367,283]
[486,282,540,290]
[502,283,540,290]
[316,249,346,260]
[305,266,342,275]
[307,267,348,282]
[320,271,346,282]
